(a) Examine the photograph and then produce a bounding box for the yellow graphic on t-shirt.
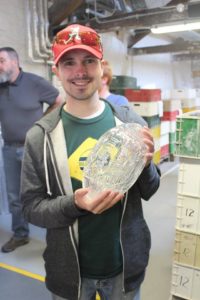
[68,137,97,182]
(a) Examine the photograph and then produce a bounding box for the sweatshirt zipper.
[46,132,81,298]
[120,192,128,293]
[69,225,81,299]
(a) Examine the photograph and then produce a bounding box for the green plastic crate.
[169,132,176,154]
[110,75,137,89]
[110,88,125,96]
[175,110,200,158]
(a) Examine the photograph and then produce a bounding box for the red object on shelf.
[161,144,169,158]
[125,89,161,102]
[161,110,179,121]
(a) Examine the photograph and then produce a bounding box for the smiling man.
[21,24,160,300]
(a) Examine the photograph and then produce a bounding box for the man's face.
[0,51,17,83]
[55,49,103,101]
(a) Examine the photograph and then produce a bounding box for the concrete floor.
[0,160,179,300]
[141,162,178,300]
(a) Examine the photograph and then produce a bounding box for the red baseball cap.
[52,24,103,64]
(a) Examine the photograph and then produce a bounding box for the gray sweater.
[21,101,160,299]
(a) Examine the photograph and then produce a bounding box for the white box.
[176,194,200,234]
[177,161,200,198]
[182,98,197,108]
[171,264,200,300]
[160,133,169,147]
[161,121,170,135]
[170,121,176,133]
[171,89,197,100]
[174,231,200,268]
[131,101,163,117]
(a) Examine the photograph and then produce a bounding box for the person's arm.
[44,94,64,114]
[135,126,160,200]
[21,126,86,229]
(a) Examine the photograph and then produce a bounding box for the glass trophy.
[83,123,147,199]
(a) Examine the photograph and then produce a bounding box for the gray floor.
[0,160,179,300]
[0,267,51,300]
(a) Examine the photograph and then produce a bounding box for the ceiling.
[47,0,200,57]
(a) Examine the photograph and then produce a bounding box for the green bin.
[176,110,200,158]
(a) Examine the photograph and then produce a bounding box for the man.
[99,59,129,106]
[21,24,160,300]
[0,47,62,253]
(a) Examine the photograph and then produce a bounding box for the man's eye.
[85,58,96,64]
[62,61,74,66]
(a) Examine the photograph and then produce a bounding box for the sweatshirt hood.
[35,100,146,132]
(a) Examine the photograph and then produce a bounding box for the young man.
[21,24,160,300]
[99,59,130,106]
[0,47,62,253]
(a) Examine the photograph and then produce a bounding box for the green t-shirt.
[61,102,123,279]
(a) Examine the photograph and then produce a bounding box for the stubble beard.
[65,83,98,101]
[0,69,12,83]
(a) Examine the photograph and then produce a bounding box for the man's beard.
[0,70,12,83]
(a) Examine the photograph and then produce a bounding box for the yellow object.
[153,150,161,165]
[0,262,45,282]
[150,125,161,139]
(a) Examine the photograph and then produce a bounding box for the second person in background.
[99,59,130,106]
[0,47,63,253]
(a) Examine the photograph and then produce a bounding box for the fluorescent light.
[151,21,200,34]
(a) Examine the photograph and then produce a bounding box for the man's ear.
[52,65,60,79]
[101,76,107,85]
[102,75,109,85]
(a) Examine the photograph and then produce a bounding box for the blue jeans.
[2,145,29,238]
[52,272,140,300]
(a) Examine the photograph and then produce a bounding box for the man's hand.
[141,126,155,167]
[74,188,124,214]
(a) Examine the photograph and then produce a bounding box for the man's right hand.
[74,188,124,214]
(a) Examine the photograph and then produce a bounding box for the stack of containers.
[171,89,199,113]
[124,89,163,165]
[170,110,200,300]
[110,75,138,95]
[161,90,182,160]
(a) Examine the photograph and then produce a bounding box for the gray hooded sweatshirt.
[21,101,160,300]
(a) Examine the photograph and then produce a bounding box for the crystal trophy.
[83,123,147,199]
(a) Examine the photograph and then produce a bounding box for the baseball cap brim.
[54,44,103,65]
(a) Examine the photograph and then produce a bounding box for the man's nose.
[75,63,87,77]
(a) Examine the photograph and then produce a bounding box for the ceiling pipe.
[26,0,53,64]
[26,0,45,63]
[38,0,52,55]
[32,0,49,59]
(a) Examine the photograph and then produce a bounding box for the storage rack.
[169,111,200,300]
